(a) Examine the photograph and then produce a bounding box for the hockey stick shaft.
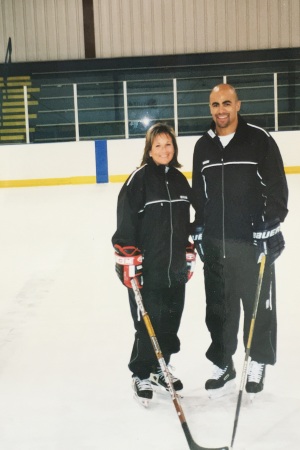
[130,278,228,450]
[230,255,266,449]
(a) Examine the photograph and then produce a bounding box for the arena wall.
[0,131,299,188]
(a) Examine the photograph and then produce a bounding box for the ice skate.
[245,360,265,400]
[150,365,183,394]
[205,361,236,399]
[132,376,153,407]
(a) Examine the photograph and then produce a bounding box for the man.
[191,84,288,398]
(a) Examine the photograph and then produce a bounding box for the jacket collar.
[207,114,246,138]
[208,114,248,141]
[148,157,172,174]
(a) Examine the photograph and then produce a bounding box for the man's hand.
[253,219,285,265]
[191,225,205,262]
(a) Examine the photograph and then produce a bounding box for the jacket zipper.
[165,170,172,287]
[221,155,226,258]
[215,135,226,258]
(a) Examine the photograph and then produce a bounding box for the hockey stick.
[130,277,229,450]
[230,255,266,449]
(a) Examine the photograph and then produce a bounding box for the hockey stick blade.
[130,278,229,450]
[182,422,229,450]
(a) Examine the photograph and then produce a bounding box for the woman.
[112,123,195,406]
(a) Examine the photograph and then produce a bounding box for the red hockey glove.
[186,243,197,281]
[114,244,143,288]
[253,218,285,265]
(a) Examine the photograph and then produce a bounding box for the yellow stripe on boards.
[109,174,128,183]
[0,176,97,188]
[285,166,300,174]
[0,168,298,189]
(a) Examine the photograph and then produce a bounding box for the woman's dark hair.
[140,122,182,168]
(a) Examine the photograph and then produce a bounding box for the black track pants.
[203,239,277,368]
[127,283,185,379]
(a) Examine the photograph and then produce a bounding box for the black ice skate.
[205,361,236,398]
[132,376,153,407]
[245,361,266,400]
[150,365,183,393]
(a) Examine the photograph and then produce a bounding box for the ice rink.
[0,174,299,450]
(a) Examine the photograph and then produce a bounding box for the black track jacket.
[112,159,192,288]
[192,115,288,244]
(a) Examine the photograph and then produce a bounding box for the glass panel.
[8,65,298,144]
[176,76,220,135]
[277,72,300,131]
[127,79,174,137]
[227,73,275,130]
[77,81,125,140]
[34,84,75,142]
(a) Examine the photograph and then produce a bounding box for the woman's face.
[149,133,175,166]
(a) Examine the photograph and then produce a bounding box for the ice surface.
[0,176,299,450]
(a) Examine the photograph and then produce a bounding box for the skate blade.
[247,390,263,402]
[207,380,236,399]
[133,393,151,408]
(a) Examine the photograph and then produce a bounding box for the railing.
[8,69,300,143]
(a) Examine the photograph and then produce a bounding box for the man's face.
[209,86,241,135]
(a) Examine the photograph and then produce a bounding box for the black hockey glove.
[191,225,205,262]
[114,244,143,289]
[253,218,285,265]
[186,243,197,281]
